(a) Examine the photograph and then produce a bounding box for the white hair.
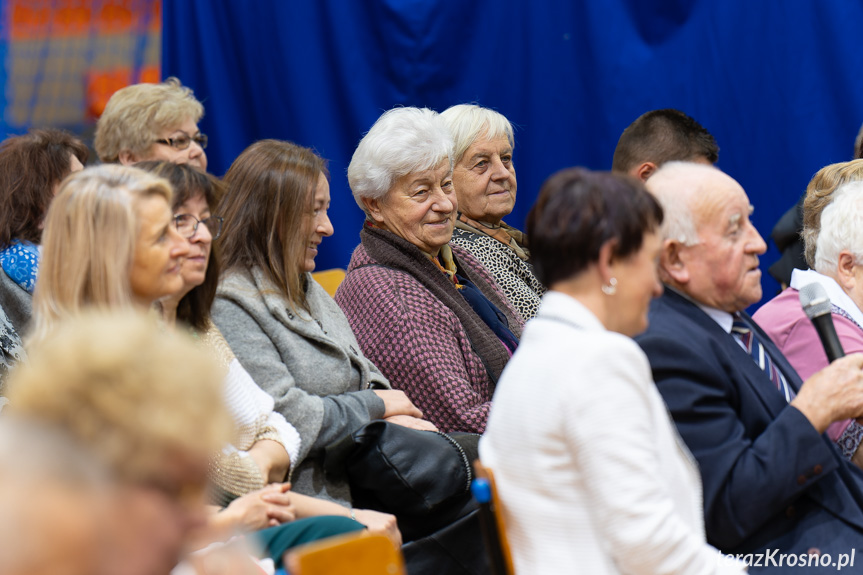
[348,107,454,215]
[644,161,716,246]
[439,104,514,164]
[814,182,863,274]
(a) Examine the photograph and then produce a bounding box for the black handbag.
[324,420,481,541]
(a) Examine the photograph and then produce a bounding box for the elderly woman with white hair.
[754,179,863,462]
[441,104,544,319]
[335,107,524,433]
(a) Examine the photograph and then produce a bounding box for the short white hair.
[814,181,863,274]
[644,161,715,246]
[439,104,514,164]
[348,107,453,215]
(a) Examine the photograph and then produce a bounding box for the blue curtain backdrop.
[163,0,863,305]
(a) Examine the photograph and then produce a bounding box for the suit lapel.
[664,292,863,526]
[663,292,792,420]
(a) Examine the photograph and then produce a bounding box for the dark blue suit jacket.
[636,289,863,570]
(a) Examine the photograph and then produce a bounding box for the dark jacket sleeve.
[636,324,838,550]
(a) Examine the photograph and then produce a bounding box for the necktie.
[731,314,795,403]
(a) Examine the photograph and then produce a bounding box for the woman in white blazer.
[480,168,746,574]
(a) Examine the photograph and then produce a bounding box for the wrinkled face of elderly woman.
[364,159,457,257]
[452,132,516,226]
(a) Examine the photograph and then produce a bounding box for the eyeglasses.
[173,214,223,240]
[155,132,208,151]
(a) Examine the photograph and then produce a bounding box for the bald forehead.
[647,162,747,219]
[647,161,721,196]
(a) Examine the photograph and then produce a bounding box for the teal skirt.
[253,516,365,568]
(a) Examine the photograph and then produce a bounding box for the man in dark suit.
[636,161,863,571]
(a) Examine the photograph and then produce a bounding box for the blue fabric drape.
[163,0,863,304]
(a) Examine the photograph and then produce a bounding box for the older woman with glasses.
[94,77,208,170]
[135,161,294,502]
[28,164,366,568]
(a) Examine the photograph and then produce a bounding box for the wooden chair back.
[473,459,516,575]
[288,531,406,575]
[311,268,346,297]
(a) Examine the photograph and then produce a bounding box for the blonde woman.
[137,160,298,504]
[29,164,367,567]
[8,311,233,575]
[95,77,208,170]
[29,164,189,343]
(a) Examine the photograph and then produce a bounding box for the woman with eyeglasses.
[94,77,209,171]
[28,163,367,570]
[136,160,299,503]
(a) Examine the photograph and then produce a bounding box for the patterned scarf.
[359,224,521,384]
[0,239,40,294]
[455,213,530,261]
[429,244,463,288]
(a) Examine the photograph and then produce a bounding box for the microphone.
[799,282,846,363]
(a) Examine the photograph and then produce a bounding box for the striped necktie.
[731,314,795,403]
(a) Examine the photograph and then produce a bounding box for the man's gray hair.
[644,161,708,246]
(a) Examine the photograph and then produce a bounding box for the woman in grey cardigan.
[212,140,433,524]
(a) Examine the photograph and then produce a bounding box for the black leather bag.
[402,508,491,575]
[324,420,481,541]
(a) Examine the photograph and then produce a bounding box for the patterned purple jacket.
[335,228,524,433]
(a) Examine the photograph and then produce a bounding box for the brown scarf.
[455,213,531,261]
[359,225,520,384]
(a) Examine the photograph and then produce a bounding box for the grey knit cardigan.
[213,266,390,505]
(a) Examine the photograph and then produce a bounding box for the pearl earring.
[601,277,618,295]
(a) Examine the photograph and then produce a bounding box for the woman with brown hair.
[29,163,366,567]
[481,168,745,574]
[213,139,428,537]
[0,129,87,360]
[136,160,298,505]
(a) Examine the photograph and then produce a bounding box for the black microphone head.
[799,282,832,320]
